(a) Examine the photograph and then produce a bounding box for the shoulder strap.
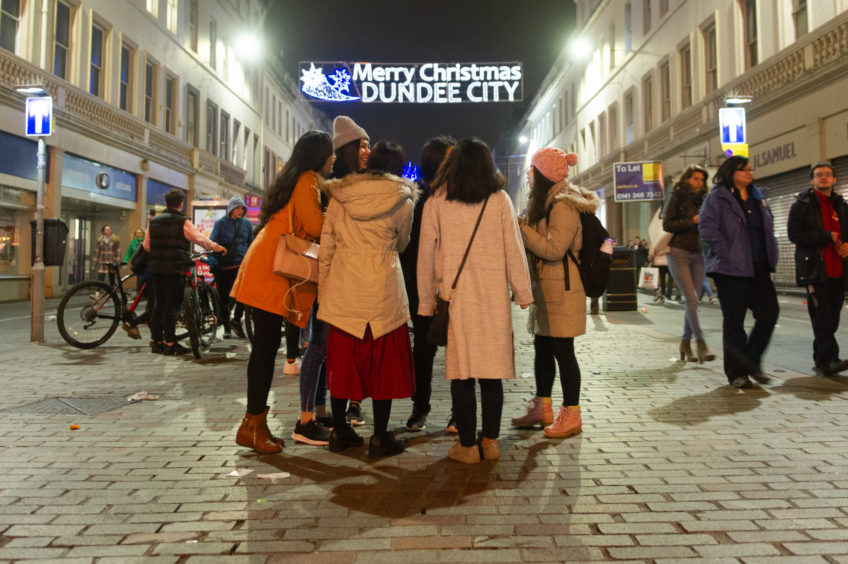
[287,203,295,235]
[447,196,489,300]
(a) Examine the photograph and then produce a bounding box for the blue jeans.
[299,302,328,412]
[667,247,706,340]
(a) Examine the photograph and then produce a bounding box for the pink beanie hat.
[531,148,578,183]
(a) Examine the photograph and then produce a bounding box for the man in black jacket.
[143,189,225,355]
[787,162,848,376]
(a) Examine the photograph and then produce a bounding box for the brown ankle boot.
[236,407,284,453]
[696,339,716,363]
[679,339,696,362]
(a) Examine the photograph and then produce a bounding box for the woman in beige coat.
[318,144,418,459]
[511,148,600,439]
[417,138,533,464]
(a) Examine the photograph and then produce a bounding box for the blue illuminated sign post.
[19,91,53,342]
[719,107,748,157]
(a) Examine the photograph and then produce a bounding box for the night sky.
[265,0,577,162]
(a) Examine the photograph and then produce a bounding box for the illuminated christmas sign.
[300,61,523,104]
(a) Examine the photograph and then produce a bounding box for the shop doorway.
[67,217,91,286]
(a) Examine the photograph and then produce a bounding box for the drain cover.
[2,397,132,416]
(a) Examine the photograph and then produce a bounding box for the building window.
[659,0,669,16]
[232,120,240,165]
[186,86,199,146]
[704,23,717,94]
[793,0,807,39]
[166,0,177,33]
[144,58,157,124]
[189,0,198,52]
[0,0,21,53]
[165,74,176,134]
[89,23,104,97]
[625,92,634,144]
[608,104,619,151]
[209,17,217,70]
[659,60,671,121]
[54,1,70,79]
[243,127,250,171]
[642,73,653,132]
[146,0,158,17]
[624,2,632,53]
[643,0,651,34]
[119,42,133,111]
[609,24,615,70]
[206,100,218,155]
[598,114,606,157]
[743,0,758,69]
[680,42,692,109]
[220,111,230,161]
[563,92,569,125]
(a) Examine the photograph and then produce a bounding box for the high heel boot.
[236,407,284,453]
[696,339,716,363]
[679,339,696,362]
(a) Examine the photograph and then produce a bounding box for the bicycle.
[57,262,152,349]
[181,251,222,358]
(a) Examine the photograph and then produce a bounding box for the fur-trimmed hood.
[545,180,601,214]
[321,172,419,221]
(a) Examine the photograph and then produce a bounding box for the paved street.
[1,291,848,562]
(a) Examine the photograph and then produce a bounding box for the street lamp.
[15,84,51,343]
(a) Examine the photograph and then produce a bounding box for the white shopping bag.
[639,266,659,290]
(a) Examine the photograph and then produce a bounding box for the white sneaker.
[283,358,301,375]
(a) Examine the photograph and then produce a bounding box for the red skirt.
[326,323,415,401]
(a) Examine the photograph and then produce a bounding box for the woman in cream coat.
[511,148,599,440]
[417,137,533,464]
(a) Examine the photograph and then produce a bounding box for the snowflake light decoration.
[300,63,360,102]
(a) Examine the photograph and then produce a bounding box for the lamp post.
[15,85,52,343]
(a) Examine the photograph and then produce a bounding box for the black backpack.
[564,212,611,298]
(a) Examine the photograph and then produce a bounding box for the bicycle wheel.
[196,281,221,348]
[57,281,121,348]
[244,305,255,344]
[182,286,202,359]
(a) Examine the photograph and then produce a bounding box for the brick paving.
[0,294,847,562]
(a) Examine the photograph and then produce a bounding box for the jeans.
[712,268,779,383]
[534,335,581,406]
[451,379,503,447]
[806,278,845,367]
[246,306,284,415]
[150,273,185,343]
[300,302,328,412]
[667,247,706,340]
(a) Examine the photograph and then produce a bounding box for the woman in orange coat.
[231,131,334,453]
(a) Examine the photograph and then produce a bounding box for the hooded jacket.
[208,196,254,269]
[699,184,778,277]
[787,187,848,285]
[317,172,418,339]
[521,181,601,337]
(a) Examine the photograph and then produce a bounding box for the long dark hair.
[433,137,504,204]
[419,136,455,183]
[261,130,333,226]
[526,167,556,225]
[674,165,708,191]
[365,140,404,176]
[330,139,361,179]
[713,156,749,189]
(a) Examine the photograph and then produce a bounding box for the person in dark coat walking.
[787,162,848,376]
[208,196,254,339]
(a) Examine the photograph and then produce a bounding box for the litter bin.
[30,218,68,266]
[603,246,637,311]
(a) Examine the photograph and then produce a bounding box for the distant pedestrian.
[94,225,119,286]
[319,138,417,459]
[662,165,715,363]
[417,138,532,464]
[208,196,254,339]
[230,130,334,453]
[699,156,779,388]
[511,148,595,439]
[124,228,145,264]
[787,162,848,376]
[400,135,455,433]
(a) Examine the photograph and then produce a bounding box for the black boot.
[368,433,407,458]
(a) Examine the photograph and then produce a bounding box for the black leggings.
[331,397,392,437]
[246,307,284,415]
[451,379,503,447]
[534,335,581,406]
[285,321,301,360]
